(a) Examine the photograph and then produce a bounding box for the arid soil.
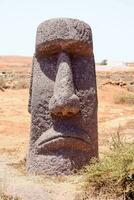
[0,56,134,200]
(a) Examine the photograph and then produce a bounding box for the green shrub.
[82,134,134,199]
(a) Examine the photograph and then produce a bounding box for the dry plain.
[0,56,134,199]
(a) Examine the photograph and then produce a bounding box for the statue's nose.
[49,52,80,117]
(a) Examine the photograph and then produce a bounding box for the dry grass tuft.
[11,80,29,89]
[0,72,29,90]
[8,158,26,175]
[113,91,134,105]
[0,193,21,200]
[0,77,7,91]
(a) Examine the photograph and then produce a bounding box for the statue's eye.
[38,54,59,81]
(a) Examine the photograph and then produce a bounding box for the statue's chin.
[27,127,93,175]
[27,148,91,175]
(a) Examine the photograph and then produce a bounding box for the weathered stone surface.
[36,18,93,58]
[27,18,98,175]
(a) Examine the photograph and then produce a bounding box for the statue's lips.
[36,127,91,152]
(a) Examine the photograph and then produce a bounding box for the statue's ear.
[28,55,35,114]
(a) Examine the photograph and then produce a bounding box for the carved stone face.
[27,18,98,175]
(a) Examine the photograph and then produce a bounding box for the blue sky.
[0,0,134,61]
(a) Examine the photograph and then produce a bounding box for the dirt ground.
[0,86,134,199]
[0,57,134,199]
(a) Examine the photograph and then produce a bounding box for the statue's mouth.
[35,127,91,153]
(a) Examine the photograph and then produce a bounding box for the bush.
[82,133,134,199]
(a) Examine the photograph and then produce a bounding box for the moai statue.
[27,18,98,175]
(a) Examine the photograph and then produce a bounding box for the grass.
[113,91,134,105]
[82,133,134,199]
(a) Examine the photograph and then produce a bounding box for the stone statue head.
[27,18,98,175]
